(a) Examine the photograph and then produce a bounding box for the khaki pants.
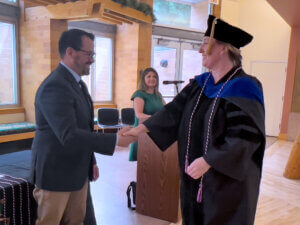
[33,181,88,225]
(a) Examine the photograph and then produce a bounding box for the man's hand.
[123,124,148,137]
[117,127,137,147]
[118,126,132,136]
[186,157,211,179]
[93,164,99,181]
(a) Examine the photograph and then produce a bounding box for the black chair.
[121,108,135,127]
[97,108,122,133]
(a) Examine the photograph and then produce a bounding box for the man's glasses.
[75,49,96,58]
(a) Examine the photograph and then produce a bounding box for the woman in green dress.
[129,67,165,161]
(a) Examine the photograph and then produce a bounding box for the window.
[69,21,116,103]
[0,0,18,6]
[152,37,203,103]
[0,20,18,106]
[154,0,191,27]
[82,36,114,102]
[154,0,209,31]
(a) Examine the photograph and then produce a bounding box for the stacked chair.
[97,108,135,133]
[97,108,122,133]
[120,108,135,127]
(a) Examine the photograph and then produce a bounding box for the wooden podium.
[136,132,181,222]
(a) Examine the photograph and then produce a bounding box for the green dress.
[129,90,164,161]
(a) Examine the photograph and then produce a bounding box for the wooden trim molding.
[94,104,117,109]
[0,107,25,115]
[0,131,35,143]
[278,133,287,140]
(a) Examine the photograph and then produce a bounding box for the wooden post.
[283,132,300,179]
[137,22,152,87]
[212,0,222,18]
[136,0,153,87]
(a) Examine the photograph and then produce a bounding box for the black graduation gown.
[143,68,266,225]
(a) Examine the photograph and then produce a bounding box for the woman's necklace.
[185,66,242,203]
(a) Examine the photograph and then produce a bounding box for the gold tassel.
[206,17,218,55]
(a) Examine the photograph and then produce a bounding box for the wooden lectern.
[136,132,181,222]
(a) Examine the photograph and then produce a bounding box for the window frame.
[0,0,18,6]
[0,14,20,108]
[90,33,115,104]
[68,23,116,104]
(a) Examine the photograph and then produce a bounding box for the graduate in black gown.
[124,15,266,225]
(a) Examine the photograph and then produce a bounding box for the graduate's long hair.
[216,40,242,67]
[138,67,162,98]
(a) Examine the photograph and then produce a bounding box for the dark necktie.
[79,80,94,130]
[79,80,91,107]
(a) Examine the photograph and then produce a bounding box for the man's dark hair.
[59,29,95,58]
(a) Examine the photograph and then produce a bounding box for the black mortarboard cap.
[204,15,253,49]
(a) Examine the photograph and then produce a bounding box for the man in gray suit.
[31,29,134,225]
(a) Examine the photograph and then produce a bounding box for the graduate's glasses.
[75,49,96,58]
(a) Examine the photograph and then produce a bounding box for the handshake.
[116,125,148,147]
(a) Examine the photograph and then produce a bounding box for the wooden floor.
[91,138,300,225]
[254,140,300,225]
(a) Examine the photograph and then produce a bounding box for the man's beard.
[82,65,90,75]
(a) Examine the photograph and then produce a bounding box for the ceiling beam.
[23,0,152,25]
[267,0,300,27]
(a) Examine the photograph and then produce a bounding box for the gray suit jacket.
[31,64,116,191]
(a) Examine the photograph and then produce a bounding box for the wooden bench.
[0,122,36,144]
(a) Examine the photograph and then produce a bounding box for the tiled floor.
[91,137,299,225]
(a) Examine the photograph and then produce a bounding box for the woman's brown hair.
[138,67,162,97]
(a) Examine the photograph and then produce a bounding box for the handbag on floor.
[126,181,136,210]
